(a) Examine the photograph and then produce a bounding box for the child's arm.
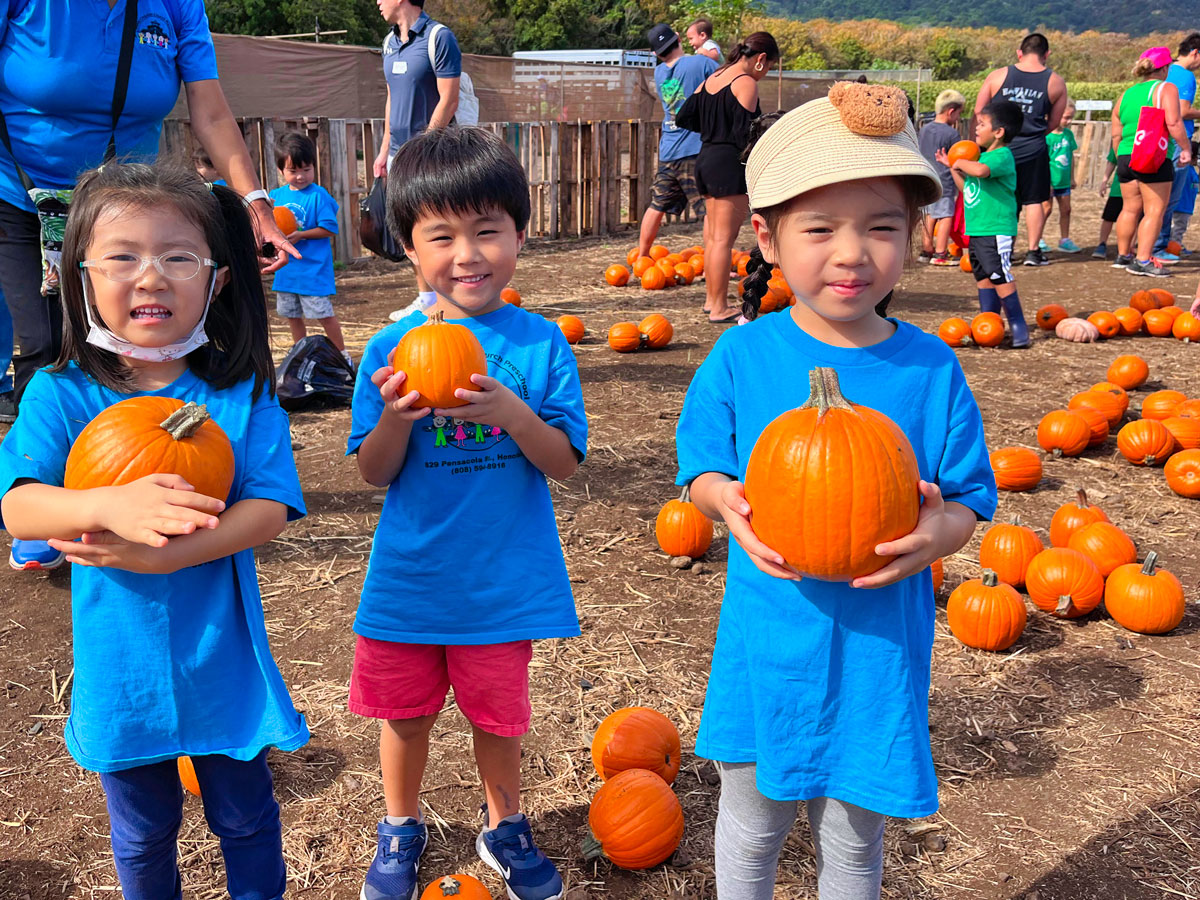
[933,147,968,189]
[951,158,991,178]
[356,366,431,487]
[689,471,802,580]
[288,227,335,242]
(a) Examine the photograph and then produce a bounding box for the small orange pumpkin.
[178,757,201,797]
[583,768,684,869]
[500,287,522,307]
[1129,290,1158,313]
[1141,389,1187,420]
[1068,390,1123,428]
[640,265,667,291]
[591,707,682,784]
[272,205,298,234]
[1067,521,1136,577]
[1049,488,1109,548]
[632,256,656,277]
[1160,304,1185,320]
[959,254,973,273]
[947,139,981,165]
[655,258,676,279]
[665,252,684,266]
[390,311,488,410]
[421,874,492,900]
[1112,307,1144,336]
[557,315,585,345]
[689,254,705,276]
[626,247,641,266]
[655,486,712,559]
[1165,448,1200,498]
[674,262,695,285]
[638,314,673,349]
[1104,551,1186,634]
[649,245,670,260]
[990,447,1043,492]
[1072,405,1110,447]
[605,264,630,287]
[1037,409,1092,457]
[1105,355,1149,391]
[1087,311,1120,339]
[970,312,1005,347]
[937,317,973,347]
[1149,288,1176,307]
[608,322,642,353]
[947,570,1027,651]
[979,517,1044,588]
[1090,382,1130,413]
[1172,311,1200,342]
[1117,419,1176,466]
[1024,547,1105,618]
[1162,415,1200,450]
[1143,309,1175,337]
[1035,304,1068,330]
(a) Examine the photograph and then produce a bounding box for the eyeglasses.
[79,250,216,282]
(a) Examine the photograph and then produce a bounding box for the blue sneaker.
[361,818,427,900]
[1037,238,1050,252]
[1155,251,1181,264]
[1092,243,1108,259]
[9,539,65,571]
[477,813,564,900]
[1058,238,1082,253]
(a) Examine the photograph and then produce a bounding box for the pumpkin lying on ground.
[390,311,488,410]
[930,558,944,593]
[990,447,1042,492]
[421,874,492,900]
[1129,290,1158,314]
[1049,488,1108,547]
[1068,390,1123,428]
[1024,547,1105,618]
[638,314,673,349]
[1141,390,1187,420]
[1071,406,1110,447]
[1172,311,1200,342]
[64,397,234,502]
[1055,317,1099,342]
[608,322,642,353]
[979,517,1043,589]
[1090,381,1130,413]
[1106,355,1148,390]
[937,317,972,347]
[970,312,1005,347]
[1165,448,1200,498]
[604,264,630,287]
[743,367,919,580]
[1105,552,1186,634]
[1143,309,1175,337]
[591,707,681,784]
[1112,307,1144,336]
[1067,521,1136,577]
[1087,311,1120,339]
[1035,304,1068,330]
[655,486,712,559]
[1163,415,1200,450]
[1117,419,1176,466]
[583,768,684,869]
[947,570,1026,651]
[1037,409,1091,457]
[557,315,585,345]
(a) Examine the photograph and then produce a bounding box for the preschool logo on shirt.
[963,180,981,208]
[137,16,172,50]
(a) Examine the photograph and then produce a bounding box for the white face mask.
[82,273,217,362]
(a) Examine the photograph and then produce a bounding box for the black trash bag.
[360,176,406,262]
[275,335,355,411]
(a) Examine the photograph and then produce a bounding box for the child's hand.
[716,480,802,581]
[436,374,529,430]
[92,474,224,548]
[851,481,953,589]
[286,230,301,243]
[934,147,950,167]
[49,530,175,574]
[373,366,432,421]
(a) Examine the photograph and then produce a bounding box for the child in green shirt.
[939,99,1030,348]
[1042,101,1081,253]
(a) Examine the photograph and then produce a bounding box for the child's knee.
[386,712,439,741]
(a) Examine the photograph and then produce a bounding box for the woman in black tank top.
[677,31,779,323]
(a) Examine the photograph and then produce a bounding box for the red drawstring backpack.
[1130,81,1169,175]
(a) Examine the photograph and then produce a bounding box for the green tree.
[830,35,872,69]
[927,35,968,79]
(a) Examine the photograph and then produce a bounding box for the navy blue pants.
[98,750,286,900]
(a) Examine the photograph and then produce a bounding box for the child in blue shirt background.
[0,164,307,898]
[269,132,352,368]
[347,127,586,900]
[676,85,996,899]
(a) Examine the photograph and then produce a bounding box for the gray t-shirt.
[918,121,961,199]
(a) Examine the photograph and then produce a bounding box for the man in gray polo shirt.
[374,0,462,318]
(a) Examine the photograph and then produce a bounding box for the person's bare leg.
[638,208,666,259]
[706,194,749,320]
[380,714,439,819]
[1116,180,1144,258]
[921,215,935,255]
[319,316,346,351]
[933,218,951,254]
[1135,181,1171,261]
[286,317,307,343]
[1025,200,1048,253]
[1058,195,1072,242]
[1099,218,1115,246]
[473,727,522,828]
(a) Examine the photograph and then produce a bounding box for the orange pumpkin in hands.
[655,486,712,558]
[272,205,298,234]
[605,264,630,286]
[947,140,981,165]
[1104,551,1185,634]
[1036,304,1068,330]
[970,312,1005,347]
[743,367,919,580]
[1024,548,1105,618]
[947,570,1026,651]
[990,447,1042,491]
[959,254,973,273]
[64,397,235,502]
[591,707,681,784]
[583,768,684,869]
[390,311,488,409]
[1049,488,1108,547]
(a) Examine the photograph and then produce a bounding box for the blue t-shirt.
[347,305,587,644]
[383,13,462,155]
[655,54,717,161]
[1179,164,1199,215]
[675,315,996,817]
[1167,62,1197,141]
[0,0,218,212]
[0,364,308,772]
[269,183,339,297]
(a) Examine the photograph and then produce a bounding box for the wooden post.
[548,122,560,240]
[328,119,353,262]
[261,119,279,189]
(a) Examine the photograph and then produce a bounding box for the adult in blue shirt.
[636,25,717,262]
[1155,33,1200,260]
[0,0,296,571]
[372,0,462,320]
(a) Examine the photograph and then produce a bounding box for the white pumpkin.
[1056,317,1100,343]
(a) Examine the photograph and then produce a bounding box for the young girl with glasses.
[0,163,307,899]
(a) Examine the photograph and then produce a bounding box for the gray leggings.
[714,762,885,900]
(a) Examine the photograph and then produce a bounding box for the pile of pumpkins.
[607,314,674,353]
[584,707,686,870]
[604,245,705,291]
[1040,288,1200,343]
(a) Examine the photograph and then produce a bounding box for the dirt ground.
[4,190,1200,900]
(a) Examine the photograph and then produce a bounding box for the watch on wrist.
[242,189,271,206]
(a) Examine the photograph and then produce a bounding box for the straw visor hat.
[747,82,942,211]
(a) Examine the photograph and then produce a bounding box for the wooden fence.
[161,117,692,262]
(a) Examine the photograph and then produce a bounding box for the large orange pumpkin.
[1143,309,1175,337]
[1087,311,1120,339]
[1150,288,1176,307]
[1178,399,1200,419]
[1067,521,1136,577]
[583,768,684,869]
[1036,409,1091,457]
[608,322,642,353]
[1129,290,1158,313]
[1106,356,1149,390]
[1035,304,1068,330]
[1173,311,1200,341]
[979,517,1043,588]
[638,314,673,349]
[1162,415,1200,450]
[1141,389,1187,420]
[937,317,973,347]
[655,486,712,559]
[1068,390,1123,428]
[1071,405,1110,447]
[1024,548,1105,618]
[743,368,920,580]
[605,264,630,287]
[1049,488,1109,547]
[64,398,234,502]
[970,312,1005,347]
[1165,448,1200,498]
[640,265,667,291]
[390,311,488,410]
[557,315,585,344]
[1104,551,1186,634]
[178,756,201,796]
[591,707,681,784]
[1090,382,1130,413]
[272,205,298,234]
[990,446,1042,491]
[421,874,492,900]
[947,140,981,166]
[1117,419,1176,466]
[1111,307,1144,336]
[947,570,1027,651]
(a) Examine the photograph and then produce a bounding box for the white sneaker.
[341,350,355,371]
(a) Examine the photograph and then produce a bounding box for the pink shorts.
[348,636,533,737]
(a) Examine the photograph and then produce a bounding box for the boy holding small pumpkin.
[345,127,587,900]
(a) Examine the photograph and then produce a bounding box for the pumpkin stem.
[1075,488,1090,508]
[981,569,1000,587]
[679,484,693,504]
[1054,595,1075,617]
[1141,551,1159,576]
[581,832,604,861]
[1050,448,1063,458]
[160,402,212,441]
[1009,515,1022,526]
[439,876,463,896]
[800,367,854,419]
[428,310,446,325]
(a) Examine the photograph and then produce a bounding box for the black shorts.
[1116,154,1174,184]
[1014,151,1052,205]
[1102,195,1124,223]
[968,235,1015,285]
[695,144,747,198]
[649,156,705,217]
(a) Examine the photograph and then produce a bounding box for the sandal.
[709,311,741,324]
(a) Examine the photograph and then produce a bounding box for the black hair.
[722,31,780,72]
[275,132,317,171]
[689,17,713,39]
[981,99,1024,145]
[1019,33,1049,59]
[57,163,275,399]
[1180,33,1200,58]
[386,126,530,248]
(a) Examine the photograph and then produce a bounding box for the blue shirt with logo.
[1167,62,1198,141]
[0,0,218,211]
[655,54,718,161]
[675,315,996,816]
[383,13,462,156]
[347,304,587,645]
[269,183,339,298]
[0,364,308,772]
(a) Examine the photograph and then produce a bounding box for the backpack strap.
[427,22,445,74]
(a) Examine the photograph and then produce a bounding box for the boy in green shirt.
[1042,101,1081,252]
[940,99,1030,348]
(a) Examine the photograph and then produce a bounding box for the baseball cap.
[647,24,679,57]
[1141,46,1172,69]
